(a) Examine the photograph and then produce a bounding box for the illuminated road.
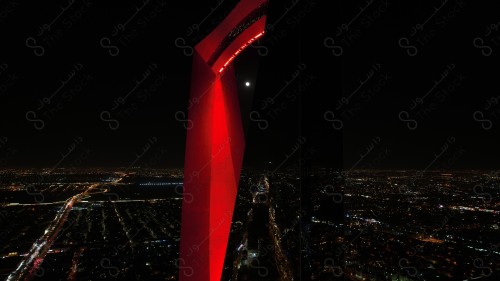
[265,176,294,281]
[235,176,294,281]
[6,179,121,281]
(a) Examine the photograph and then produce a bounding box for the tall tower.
[179,1,268,280]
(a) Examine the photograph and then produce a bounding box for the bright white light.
[245,82,250,87]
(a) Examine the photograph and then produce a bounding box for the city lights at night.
[1,0,499,280]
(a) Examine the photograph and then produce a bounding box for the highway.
[6,179,121,281]
[235,175,294,281]
[266,176,294,281]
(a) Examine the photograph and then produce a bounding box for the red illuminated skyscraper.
[179,1,268,280]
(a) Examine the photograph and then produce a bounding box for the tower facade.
[179,1,268,280]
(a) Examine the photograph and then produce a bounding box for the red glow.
[195,0,268,64]
[180,64,244,281]
[218,31,265,74]
[180,0,267,280]
[209,77,237,280]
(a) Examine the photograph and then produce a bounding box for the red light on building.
[179,1,268,280]
[219,31,265,74]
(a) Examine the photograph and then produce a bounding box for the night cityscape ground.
[0,168,498,280]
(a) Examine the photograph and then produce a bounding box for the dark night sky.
[0,0,499,170]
